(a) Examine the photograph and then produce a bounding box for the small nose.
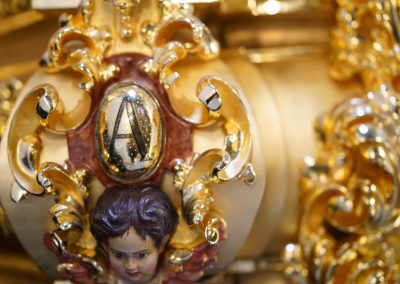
[124,256,139,271]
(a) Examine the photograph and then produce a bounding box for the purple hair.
[90,185,178,248]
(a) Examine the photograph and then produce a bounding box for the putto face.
[108,227,161,283]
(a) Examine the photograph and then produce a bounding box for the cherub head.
[90,185,178,283]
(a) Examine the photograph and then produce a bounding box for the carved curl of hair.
[90,185,178,248]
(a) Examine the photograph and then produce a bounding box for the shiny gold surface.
[167,72,256,251]
[283,0,400,282]
[5,0,395,283]
[40,1,119,96]
[106,0,140,40]
[7,84,44,196]
[96,83,165,184]
[284,89,400,282]
[1,0,266,281]
[330,0,400,85]
[142,0,261,271]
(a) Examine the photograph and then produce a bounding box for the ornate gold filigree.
[142,0,255,250]
[167,76,255,246]
[172,156,228,245]
[40,0,118,97]
[143,11,254,188]
[285,0,400,282]
[8,83,93,197]
[330,0,400,88]
[6,1,256,280]
[37,163,97,257]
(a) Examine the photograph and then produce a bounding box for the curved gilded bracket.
[172,151,229,244]
[32,2,119,148]
[8,86,45,195]
[35,84,91,134]
[7,83,96,258]
[145,46,253,179]
[40,0,118,94]
[37,162,85,232]
[8,84,91,196]
[204,77,254,183]
[40,25,118,94]
[146,48,255,183]
[37,162,97,260]
[172,145,251,244]
[145,1,219,60]
[142,2,254,248]
[168,76,255,236]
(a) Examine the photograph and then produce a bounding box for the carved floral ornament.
[1,0,264,283]
[10,0,400,282]
[284,0,400,283]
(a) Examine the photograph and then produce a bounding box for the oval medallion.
[96,82,164,184]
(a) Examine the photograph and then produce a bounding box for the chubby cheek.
[139,252,159,275]
[109,254,125,275]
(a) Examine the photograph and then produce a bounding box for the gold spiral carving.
[284,0,400,282]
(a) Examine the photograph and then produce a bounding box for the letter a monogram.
[108,96,148,162]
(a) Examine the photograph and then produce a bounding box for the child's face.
[108,227,162,283]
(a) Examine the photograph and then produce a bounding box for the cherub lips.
[126,270,141,278]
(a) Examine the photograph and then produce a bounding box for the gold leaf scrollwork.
[6,1,257,280]
[143,1,255,248]
[285,84,400,283]
[145,1,219,60]
[37,163,85,229]
[8,83,93,196]
[143,4,253,183]
[330,0,400,86]
[40,0,118,100]
[36,163,97,259]
[40,25,118,92]
[172,153,228,245]
[284,0,400,281]
[8,1,118,197]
